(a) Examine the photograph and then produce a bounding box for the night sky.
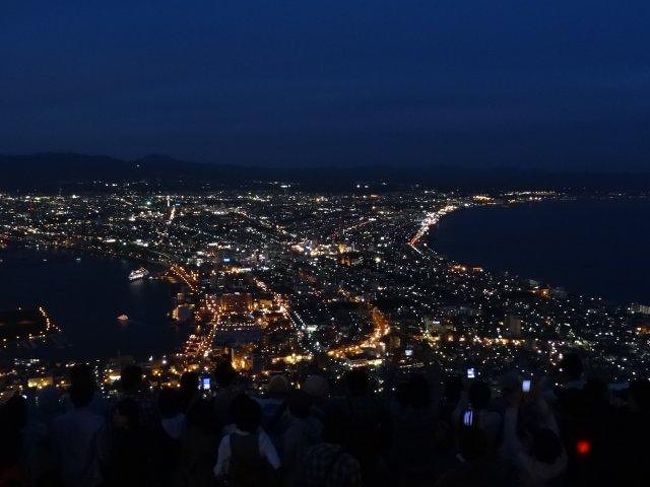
[2,1,649,169]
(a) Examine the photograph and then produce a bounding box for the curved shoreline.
[429,197,650,305]
[0,246,188,360]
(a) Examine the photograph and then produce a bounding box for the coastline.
[0,245,188,361]
[428,197,650,306]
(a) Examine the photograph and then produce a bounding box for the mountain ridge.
[1,152,649,192]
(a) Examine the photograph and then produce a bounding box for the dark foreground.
[1,355,648,487]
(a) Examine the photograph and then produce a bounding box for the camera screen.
[463,410,473,426]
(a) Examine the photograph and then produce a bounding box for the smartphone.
[463,409,474,427]
[201,376,211,391]
[522,379,531,393]
[467,368,475,380]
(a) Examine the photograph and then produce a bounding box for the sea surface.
[0,246,189,360]
[431,198,650,305]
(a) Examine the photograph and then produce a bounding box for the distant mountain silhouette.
[1,152,649,192]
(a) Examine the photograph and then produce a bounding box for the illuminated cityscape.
[1,187,648,395]
[3,2,650,484]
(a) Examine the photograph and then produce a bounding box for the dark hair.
[179,371,199,396]
[69,364,96,408]
[0,393,28,431]
[444,376,463,403]
[344,369,369,396]
[531,428,563,464]
[629,380,650,412]
[158,387,181,418]
[230,393,261,433]
[397,374,431,409]
[396,381,410,407]
[583,378,608,408]
[561,353,583,381]
[288,390,312,419]
[0,394,28,465]
[213,360,237,387]
[469,381,491,410]
[120,365,143,393]
[179,371,199,410]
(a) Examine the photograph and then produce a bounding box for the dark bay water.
[0,246,189,360]
[431,198,650,305]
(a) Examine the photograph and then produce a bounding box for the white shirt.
[213,427,281,477]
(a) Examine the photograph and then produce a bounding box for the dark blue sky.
[2,1,649,169]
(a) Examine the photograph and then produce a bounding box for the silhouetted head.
[344,369,369,396]
[459,426,489,462]
[69,364,96,408]
[531,428,563,464]
[178,371,199,410]
[0,392,28,431]
[288,390,312,419]
[303,374,329,400]
[500,371,521,395]
[469,381,491,410]
[213,360,237,388]
[267,374,291,398]
[561,353,583,382]
[230,393,261,433]
[397,374,431,408]
[629,380,650,413]
[583,378,608,407]
[0,392,28,465]
[158,387,181,419]
[120,365,144,394]
[444,375,463,404]
[179,371,199,396]
[396,381,410,406]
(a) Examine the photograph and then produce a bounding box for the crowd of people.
[1,353,648,486]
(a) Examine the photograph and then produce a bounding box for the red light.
[576,440,591,456]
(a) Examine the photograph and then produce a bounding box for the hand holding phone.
[467,368,476,380]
